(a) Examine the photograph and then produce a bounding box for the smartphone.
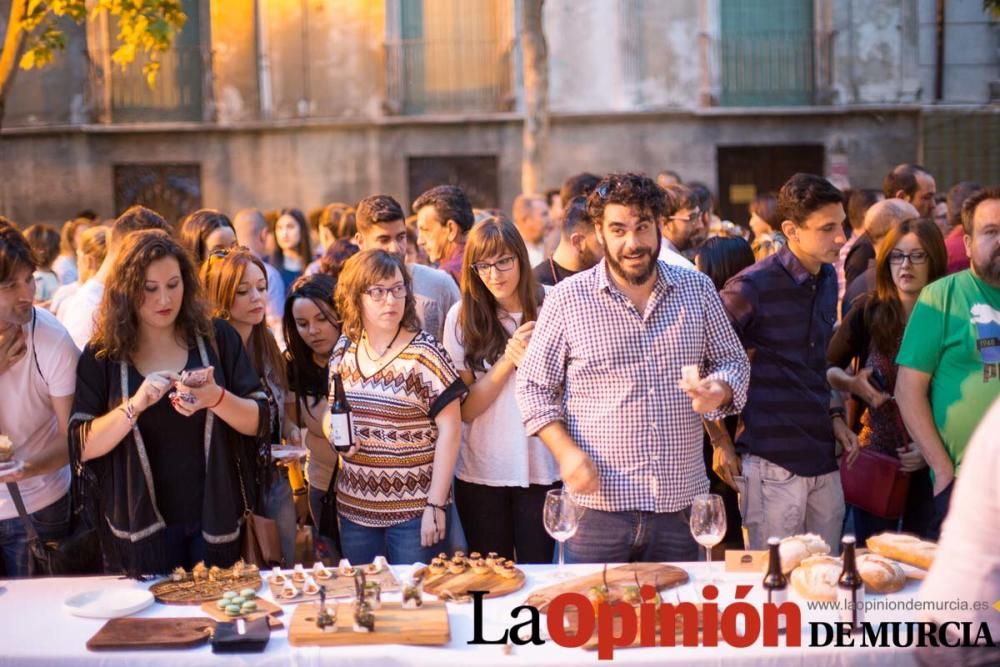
[180,367,211,388]
[869,367,888,393]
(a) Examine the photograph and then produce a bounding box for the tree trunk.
[0,0,30,133]
[520,0,548,195]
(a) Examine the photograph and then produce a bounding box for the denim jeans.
[339,514,447,565]
[308,485,341,562]
[262,465,297,567]
[0,492,71,577]
[564,506,699,564]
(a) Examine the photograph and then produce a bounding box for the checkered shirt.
[516,259,750,513]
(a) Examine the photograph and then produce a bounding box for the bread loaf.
[866,532,936,570]
[790,555,841,601]
[856,554,906,594]
[762,533,831,575]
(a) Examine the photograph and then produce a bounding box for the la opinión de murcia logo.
[466,586,999,660]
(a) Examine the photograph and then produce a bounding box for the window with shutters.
[923,110,1000,187]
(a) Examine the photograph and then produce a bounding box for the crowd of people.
[0,163,997,598]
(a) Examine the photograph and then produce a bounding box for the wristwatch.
[829,406,846,422]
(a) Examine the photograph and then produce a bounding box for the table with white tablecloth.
[0,562,942,666]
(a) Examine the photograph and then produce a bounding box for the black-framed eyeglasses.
[889,250,928,265]
[364,284,407,302]
[669,209,701,225]
[472,255,516,277]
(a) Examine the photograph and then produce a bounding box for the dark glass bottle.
[837,535,865,629]
[330,372,354,453]
[763,536,788,633]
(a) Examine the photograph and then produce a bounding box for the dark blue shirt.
[719,245,838,476]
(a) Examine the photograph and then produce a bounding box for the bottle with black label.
[762,536,788,633]
[329,372,353,453]
[837,535,865,630]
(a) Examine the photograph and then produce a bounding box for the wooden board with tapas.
[523,563,689,613]
[149,560,262,605]
[414,551,525,602]
[287,600,449,647]
[86,618,216,651]
[199,597,284,628]
[267,560,400,603]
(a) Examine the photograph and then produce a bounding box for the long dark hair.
[695,237,755,291]
[274,208,312,266]
[283,273,339,405]
[178,209,235,265]
[93,230,213,362]
[458,216,543,373]
[866,217,947,355]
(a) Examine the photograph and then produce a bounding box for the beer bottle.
[762,536,788,633]
[837,535,865,630]
[329,372,354,453]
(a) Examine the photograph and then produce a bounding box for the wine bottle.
[837,535,865,630]
[330,372,354,453]
[762,536,788,633]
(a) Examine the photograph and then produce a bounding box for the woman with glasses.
[441,217,560,562]
[282,273,344,560]
[71,231,268,576]
[325,249,465,564]
[202,247,298,566]
[179,209,238,265]
[826,217,947,543]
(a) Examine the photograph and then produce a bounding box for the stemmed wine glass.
[689,493,726,585]
[543,489,581,579]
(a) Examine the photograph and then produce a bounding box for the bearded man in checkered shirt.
[516,173,750,563]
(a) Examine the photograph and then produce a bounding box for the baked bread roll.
[790,555,841,601]
[866,532,936,570]
[856,554,906,594]
[762,533,831,575]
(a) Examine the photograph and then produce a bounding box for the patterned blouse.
[329,331,466,528]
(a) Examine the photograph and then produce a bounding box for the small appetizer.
[313,562,333,580]
[281,580,299,600]
[192,562,208,581]
[338,558,357,577]
[303,576,321,596]
[353,601,375,633]
[402,582,423,609]
[471,558,490,575]
[365,555,388,575]
[437,552,449,561]
[499,561,517,579]
[222,590,237,601]
[454,551,466,560]
[428,558,447,575]
[208,565,222,581]
[364,581,382,609]
[485,552,499,568]
[469,551,482,561]
[447,557,467,575]
[240,600,258,614]
[240,588,255,600]
[292,563,307,583]
[216,598,230,610]
[225,604,241,617]
[170,567,186,582]
[230,596,246,607]
[270,566,286,585]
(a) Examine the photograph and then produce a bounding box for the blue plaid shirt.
[516,260,750,513]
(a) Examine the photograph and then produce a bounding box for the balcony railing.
[108,46,205,123]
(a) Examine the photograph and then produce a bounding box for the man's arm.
[700,276,751,419]
[0,395,72,484]
[895,366,953,495]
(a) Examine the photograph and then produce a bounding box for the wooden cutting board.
[267,566,400,603]
[523,563,689,613]
[414,565,526,601]
[287,600,449,646]
[200,597,284,628]
[87,618,216,651]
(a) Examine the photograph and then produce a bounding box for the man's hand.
[0,324,27,375]
[712,440,741,491]
[683,378,732,415]
[833,415,861,465]
[558,445,599,494]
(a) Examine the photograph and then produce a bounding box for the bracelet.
[118,400,137,428]
[292,488,307,497]
[207,387,226,410]
[425,501,449,512]
[829,407,846,421]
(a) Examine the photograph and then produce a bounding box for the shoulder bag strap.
[5,482,41,543]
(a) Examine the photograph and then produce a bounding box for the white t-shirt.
[657,240,696,271]
[59,278,104,350]
[442,302,560,487]
[0,308,80,519]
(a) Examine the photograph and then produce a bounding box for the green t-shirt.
[896,270,1000,471]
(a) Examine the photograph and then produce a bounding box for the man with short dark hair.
[658,183,701,270]
[532,196,603,286]
[559,172,600,209]
[656,169,682,188]
[517,173,749,563]
[883,163,937,218]
[511,194,551,267]
[0,223,80,576]
[720,173,857,550]
[355,194,459,341]
[60,205,171,349]
[943,181,982,274]
[896,186,1000,537]
[412,185,475,284]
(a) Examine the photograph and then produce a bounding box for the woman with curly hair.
[71,230,269,576]
[325,249,466,564]
[178,209,237,265]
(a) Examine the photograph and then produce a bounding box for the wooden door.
[717,144,824,227]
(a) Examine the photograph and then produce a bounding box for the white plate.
[271,446,308,461]
[63,588,155,619]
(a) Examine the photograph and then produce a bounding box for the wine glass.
[543,489,581,579]
[689,493,726,585]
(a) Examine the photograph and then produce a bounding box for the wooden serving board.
[287,600,449,646]
[267,566,400,603]
[414,565,526,601]
[87,618,216,651]
[200,597,284,628]
[150,574,262,605]
[523,563,689,613]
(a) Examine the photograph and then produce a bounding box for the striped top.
[330,330,466,528]
[720,245,838,477]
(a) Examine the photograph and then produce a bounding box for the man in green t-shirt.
[897,186,1000,536]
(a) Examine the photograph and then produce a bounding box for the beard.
[972,248,1000,286]
[604,237,661,287]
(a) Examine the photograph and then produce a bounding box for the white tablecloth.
[0,562,930,666]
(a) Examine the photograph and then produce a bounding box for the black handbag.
[6,481,101,576]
